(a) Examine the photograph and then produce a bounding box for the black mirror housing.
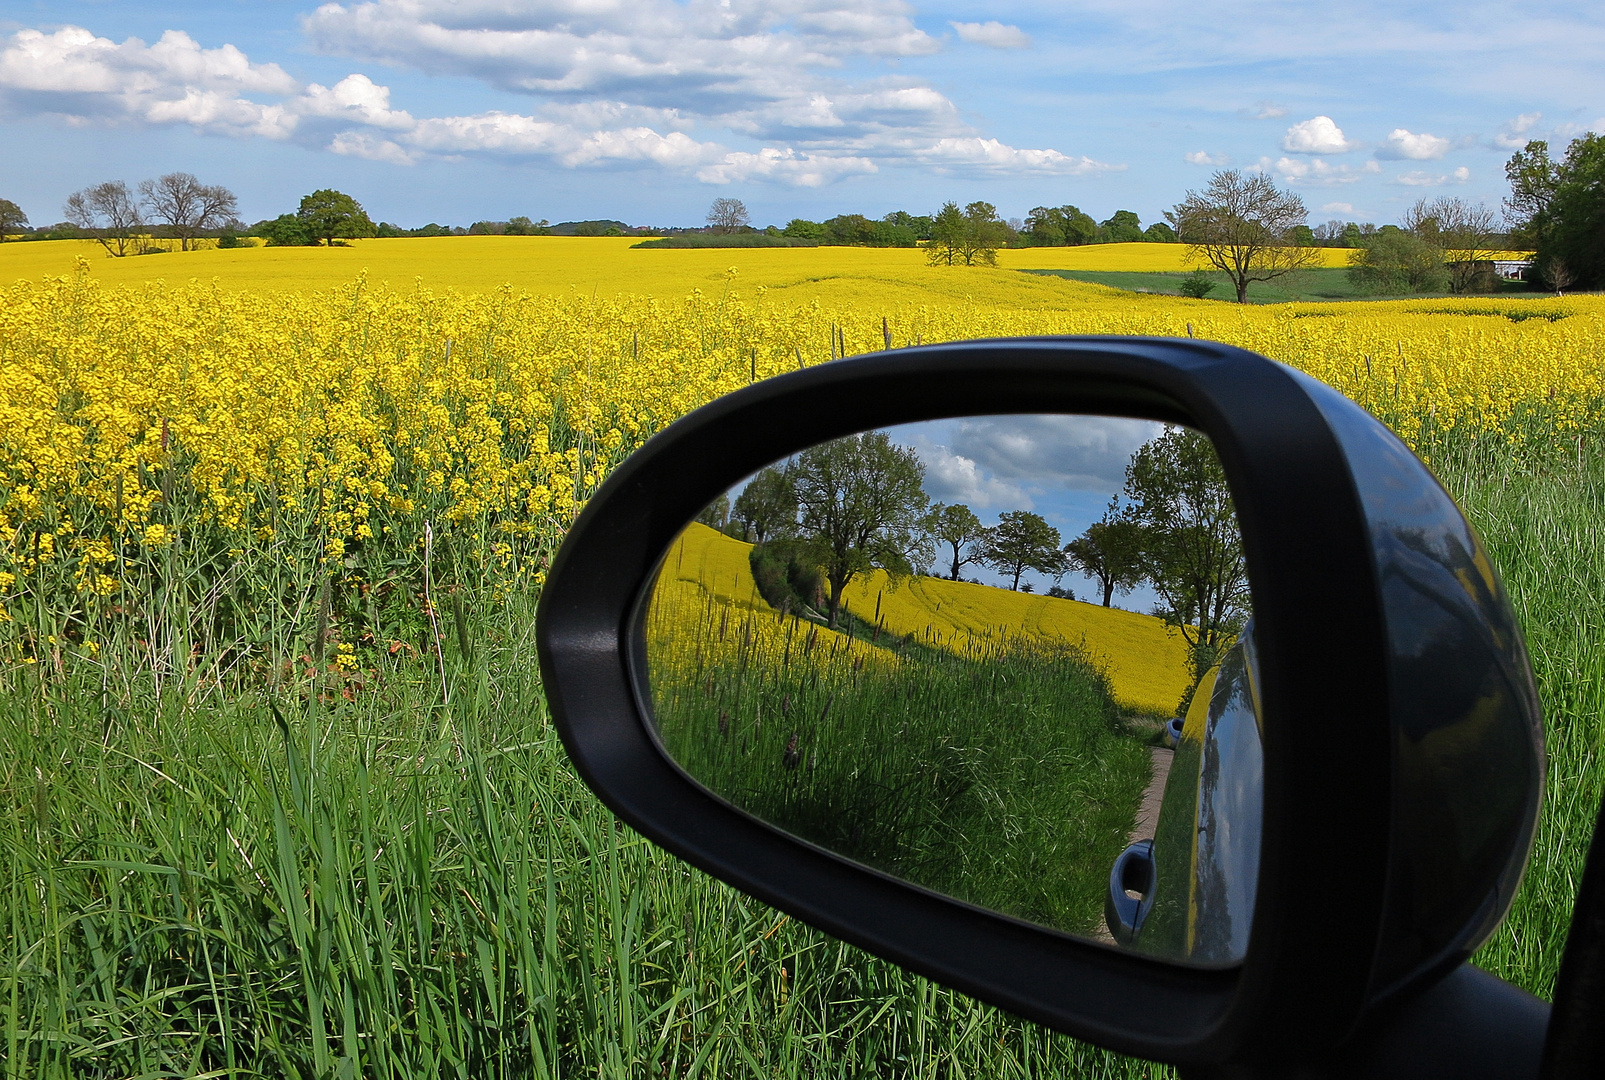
[536,337,1543,1071]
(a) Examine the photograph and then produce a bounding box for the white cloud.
[1378,128,1450,160]
[1282,116,1357,154]
[0,26,299,136]
[1272,156,1381,184]
[950,21,1032,49]
[1395,166,1470,186]
[330,129,417,164]
[1256,102,1288,119]
[1185,150,1227,166]
[1495,111,1543,149]
[911,441,1030,511]
[918,137,1119,175]
[300,74,414,130]
[696,147,875,186]
[1,9,1107,185]
[1321,202,1355,214]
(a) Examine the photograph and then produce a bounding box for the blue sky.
[2,1,1601,230]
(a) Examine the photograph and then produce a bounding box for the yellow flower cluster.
[2,254,1600,669]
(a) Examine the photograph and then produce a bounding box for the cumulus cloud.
[918,138,1118,175]
[696,147,875,186]
[913,441,1031,511]
[2,7,1108,185]
[1495,111,1543,149]
[1282,116,1357,154]
[1395,166,1470,186]
[1272,156,1380,184]
[1185,150,1227,166]
[950,21,1032,49]
[0,26,298,136]
[1377,128,1450,160]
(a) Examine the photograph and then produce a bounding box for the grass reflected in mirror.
[647,524,1152,937]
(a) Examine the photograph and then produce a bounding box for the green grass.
[4,431,1603,1078]
[647,595,1151,938]
[1021,267,1544,304]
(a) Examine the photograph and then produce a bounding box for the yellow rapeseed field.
[0,242,1599,675]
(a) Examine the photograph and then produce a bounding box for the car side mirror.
[536,337,1546,1077]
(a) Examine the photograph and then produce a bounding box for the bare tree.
[1402,196,1501,293]
[139,173,239,251]
[1167,169,1317,303]
[64,181,148,257]
[706,197,750,234]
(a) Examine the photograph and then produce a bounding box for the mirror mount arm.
[1181,965,1548,1080]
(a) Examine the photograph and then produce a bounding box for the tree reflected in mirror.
[643,415,1257,962]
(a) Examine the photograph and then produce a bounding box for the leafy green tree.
[298,189,376,246]
[824,214,877,245]
[1504,139,1560,249]
[733,466,797,543]
[1347,230,1448,295]
[1506,134,1605,291]
[790,432,931,628]
[926,201,966,265]
[1025,205,1098,246]
[783,218,826,240]
[1123,427,1249,698]
[1099,210,1144,243]
[980,511,1065,591]
[1063,500,1146,607]
[926,503,986,580]
[1143,222,1178,243]
[927,201,1007,266]
[0,198,29,240]
[253,214,315,247]
[1178,269,1217,299]
[1168,169,1318,303]
[882,210,932,240]
[696,493,731,532]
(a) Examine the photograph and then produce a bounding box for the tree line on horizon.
[696,425,1248,700]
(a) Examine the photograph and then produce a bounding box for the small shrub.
[1178,269,1217,298]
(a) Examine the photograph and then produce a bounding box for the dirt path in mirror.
[1094,745,1175,944]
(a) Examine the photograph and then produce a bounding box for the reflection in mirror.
[643,416,1257,966]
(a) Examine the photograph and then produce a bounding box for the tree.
[64,181,147,257]
[790,432,931,628]
[1168,169,1318,303]
[1143,222,1178,243]
[1347,230,1449,295]
[696,494,731,532]
[782,218,826,240]
[1506,134,1605,291]
[926,200,1006,267]
[732,466,797,543]
[297,189,376,246]
[138,173,238,251]
[707,198,750,234]
[1123,427,1249,699]
[926,503,986,580]
[1025,205,1098,246]
[979,511,1065,591]
[1100,210,1144,243]
[1402,196,1500,293]
[253,214,316,247]
[1063,499,1146,607]
[1503,139,1559,248]
[1178,269,1217,299]
[0,198,27,240]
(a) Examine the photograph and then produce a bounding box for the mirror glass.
[641,415,1257,966]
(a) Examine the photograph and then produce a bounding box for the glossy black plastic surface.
[1294,372,1545,1000]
